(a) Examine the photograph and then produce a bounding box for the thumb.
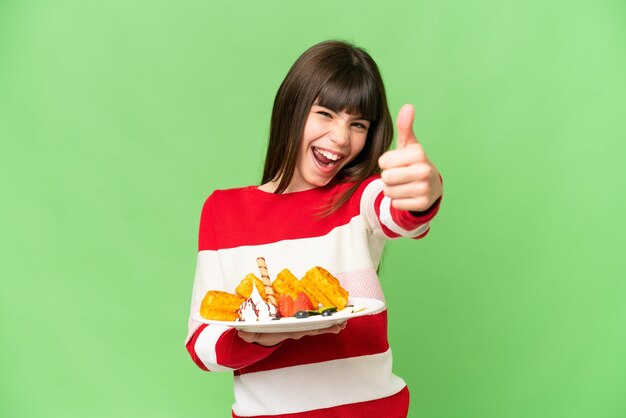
[396,104,419,149]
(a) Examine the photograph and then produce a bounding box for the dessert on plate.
[199,258,349,322]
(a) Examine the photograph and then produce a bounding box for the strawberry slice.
[278,294,295,318]
[294,292,315,312]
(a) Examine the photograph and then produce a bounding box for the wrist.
[410,195,441,217]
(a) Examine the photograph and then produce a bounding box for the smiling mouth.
[312,147,343,168]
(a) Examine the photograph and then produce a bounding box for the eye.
[352,122,369,130]
[317,111,332,118]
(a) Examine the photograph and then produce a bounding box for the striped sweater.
[186,174,440,417]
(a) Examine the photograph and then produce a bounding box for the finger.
[332,321,347,333]
[237,331,260,343]
[378,144,426,170]
[381,164,432,185]
[315,322,346,335]
[390,196,432,212]
[383,182,430,199]
[396,104,419,149]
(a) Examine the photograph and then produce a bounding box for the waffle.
[200,264,349,321]
[235,273,267,300]
[200,290,245,321]
[300,266,349,310]
[272,268,318,306]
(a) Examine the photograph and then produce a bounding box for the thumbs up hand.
[378,104,442,212]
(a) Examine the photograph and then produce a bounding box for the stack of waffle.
[199,265,349,321]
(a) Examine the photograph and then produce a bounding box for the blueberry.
[295,310,309,319]
[320,307,337,316]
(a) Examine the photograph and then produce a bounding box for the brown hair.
[261,40,393,213]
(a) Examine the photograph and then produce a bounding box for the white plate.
[192,297,386,333]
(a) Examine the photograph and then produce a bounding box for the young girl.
[186,40,442,417]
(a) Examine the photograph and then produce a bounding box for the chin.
[307,175,332,188]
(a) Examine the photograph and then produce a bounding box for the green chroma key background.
[1,1,625,417]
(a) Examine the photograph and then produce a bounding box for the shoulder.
[348,174,383,204]
[321,174,383,216]
[357,174,382,192]
[331,173,381,195]
[197,185,257,249]
[203,185,255,204]
[200,185,256,216]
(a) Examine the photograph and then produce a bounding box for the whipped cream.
[237,286,277,321]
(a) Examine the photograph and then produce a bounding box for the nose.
[329,123,350,147]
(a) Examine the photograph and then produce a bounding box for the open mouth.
[312,146,343,169]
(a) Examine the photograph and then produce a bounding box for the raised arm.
[378,104,442,213]
[360,104,442,239]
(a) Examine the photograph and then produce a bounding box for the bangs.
[316,68,379,122]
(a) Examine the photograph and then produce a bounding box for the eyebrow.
[313,105,369,121]
[350,114,370,122]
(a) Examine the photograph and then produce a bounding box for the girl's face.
[289,103,370,192]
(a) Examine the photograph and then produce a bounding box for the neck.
[258,180,317,194]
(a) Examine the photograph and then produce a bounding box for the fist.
[378,104,442,212]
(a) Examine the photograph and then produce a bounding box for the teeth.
[316,148,341,161]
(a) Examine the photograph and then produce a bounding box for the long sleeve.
[358,176,441,240]
[185,194,281,372]
[182,181,415,416]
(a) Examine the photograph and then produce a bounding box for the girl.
[186,40,443,417]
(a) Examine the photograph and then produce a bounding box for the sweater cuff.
[215,328,283,370]
[409,196,442,221]
[391,195,441,230]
